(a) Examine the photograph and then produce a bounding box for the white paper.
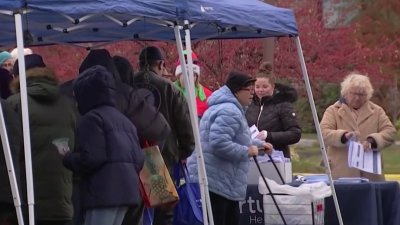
[249,124,259,139]
[52,137,71,155]
[348,141,381,174]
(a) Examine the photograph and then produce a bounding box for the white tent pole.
[294,36,344,225]
[0,102,24,225]
[183,19,215,225]
[14,13,35,225]
[173,23,213,225]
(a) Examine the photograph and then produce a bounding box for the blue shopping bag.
[143,207,154,225]
[173,164,203,225]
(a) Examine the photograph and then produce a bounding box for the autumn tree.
[351,0,400,122]
[25,0,400,130]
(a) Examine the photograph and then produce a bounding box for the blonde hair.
[340,73,374,100]
[256,61,276,84]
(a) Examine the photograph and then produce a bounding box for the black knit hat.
[79,49,120,78]
[225,71,256,93]
[13,54,46,76]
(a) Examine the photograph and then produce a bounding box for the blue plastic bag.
[173,164,203,225]
[143,207,154,225]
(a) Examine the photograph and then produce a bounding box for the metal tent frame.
[0,1,344,225]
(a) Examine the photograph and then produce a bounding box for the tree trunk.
[262,0,276,68]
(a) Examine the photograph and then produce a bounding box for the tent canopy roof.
[0,0,298,47]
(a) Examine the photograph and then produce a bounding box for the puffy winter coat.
[7,67,76,220]
[78,49,171,148]
[64,66,145,209]
[246,83,301,158]
[187,86,263,201]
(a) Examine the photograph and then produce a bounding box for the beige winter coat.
[320,100,396,181]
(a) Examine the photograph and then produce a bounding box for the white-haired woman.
[320,73,396,181]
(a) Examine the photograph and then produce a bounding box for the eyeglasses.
[1,63,12,67]
[241,88,254,93]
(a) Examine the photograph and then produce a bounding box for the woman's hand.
[248,145,259,157]
[262,142,273,155]
[361,140,372,151]
[255,130,268,140]
[345,130,360,141]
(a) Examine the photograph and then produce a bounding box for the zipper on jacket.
[256,104,264,128]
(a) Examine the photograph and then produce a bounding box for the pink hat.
[175,64,200,76]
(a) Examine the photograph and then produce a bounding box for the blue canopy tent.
[0,1,342,225]
[0,0,298,46]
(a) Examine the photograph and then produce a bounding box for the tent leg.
[173,23,214,225]
[294,36,344,225]
[183,20,215,225]
[14,13,35,225]
[0,103,24,225]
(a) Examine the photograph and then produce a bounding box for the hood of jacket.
[73,65,116,114]
[10,67,59,102]
[254,83,298,105]
[208,85,245,113]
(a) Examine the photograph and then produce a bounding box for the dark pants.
[209,192,240,225]
[121,199,144,225]
[71,176,83,225]
[36,220,71,225]
[153,207,173,225]
[0,203,17,225]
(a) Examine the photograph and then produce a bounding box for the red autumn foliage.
[20,0,397,98]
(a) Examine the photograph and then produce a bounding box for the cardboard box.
[247,161,292,184]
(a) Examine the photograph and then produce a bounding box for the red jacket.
[197,85,212,117]
[174,81,212,117]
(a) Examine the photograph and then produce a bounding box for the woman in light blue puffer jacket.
[187,71,273,225]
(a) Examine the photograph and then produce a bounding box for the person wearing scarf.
[174,63,212,118]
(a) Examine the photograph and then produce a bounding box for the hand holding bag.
[173,163,203,225]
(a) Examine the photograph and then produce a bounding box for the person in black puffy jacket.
[246,62,301,158]
[78,49,171,149]
[63,65,145,225]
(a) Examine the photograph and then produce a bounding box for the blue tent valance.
[0,0,298,47]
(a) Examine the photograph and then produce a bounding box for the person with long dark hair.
[246,62,301,158]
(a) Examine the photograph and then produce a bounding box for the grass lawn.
[292,134,400,181]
